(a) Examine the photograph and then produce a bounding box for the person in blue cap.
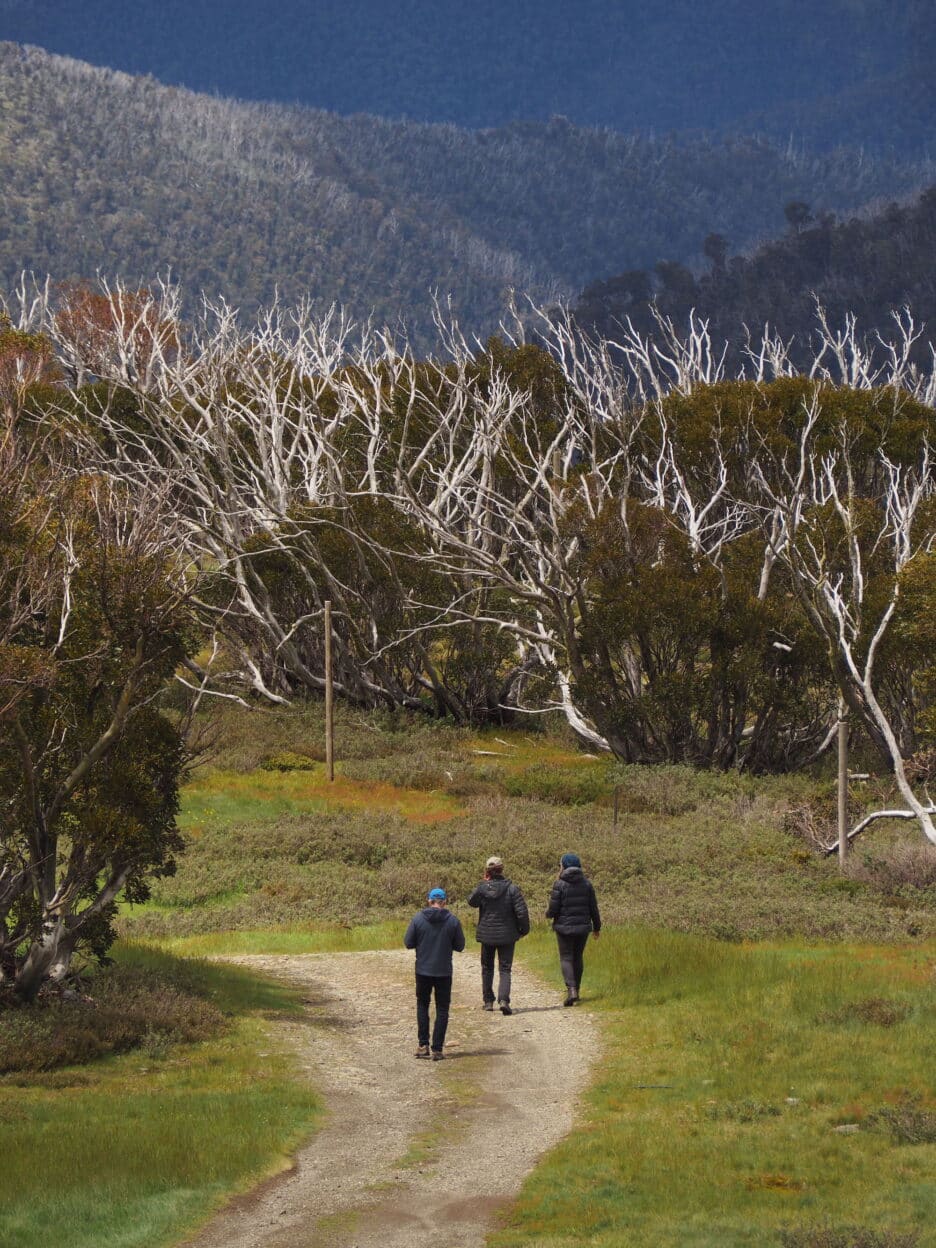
[404,887,465,1060]
[546,852,601,1006]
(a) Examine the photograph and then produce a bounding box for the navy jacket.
[404,906,466,976]
[467,878,530,944]
[546,867,601,936]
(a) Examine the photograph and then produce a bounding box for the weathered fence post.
[324,599,335,782]
[837,699,848,867]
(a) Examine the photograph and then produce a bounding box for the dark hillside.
[3,0,932,152]
[3,45,934,342]
[575,184,936,368]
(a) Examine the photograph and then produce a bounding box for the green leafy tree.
[0,417,196,1000]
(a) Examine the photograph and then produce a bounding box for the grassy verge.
[0,945,319,1248]
[153,920,403,958]
[496,928,936,1248]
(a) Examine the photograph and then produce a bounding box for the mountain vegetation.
[2,43,934,344]
[4,271,936,1000]
[3,1,933,152]
[575,184,936,372]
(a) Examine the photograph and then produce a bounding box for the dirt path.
[183,949,600,1248]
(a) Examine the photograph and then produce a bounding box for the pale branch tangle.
[8,278,936,843]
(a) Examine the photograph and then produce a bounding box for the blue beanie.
[428,887,447,901]
[561,853,582,869]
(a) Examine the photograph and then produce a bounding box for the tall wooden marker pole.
[837,698,848,867]
[324,599,335,782]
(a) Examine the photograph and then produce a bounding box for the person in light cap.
[404,887,465,1059]
[467,856,530,1015]
[545,852,601,1006]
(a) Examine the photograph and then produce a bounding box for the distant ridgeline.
[2,42,935,347]
[2,0,934,149]
[574,186,936,371]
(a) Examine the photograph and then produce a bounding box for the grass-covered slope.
[121,703,936,947]
[497,929,936,1248]
[2,43,934,344]
[3,703,936,1248]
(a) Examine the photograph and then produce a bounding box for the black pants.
[480,942,515,1004]
[415,973,453,1051]
[556,931,589,989]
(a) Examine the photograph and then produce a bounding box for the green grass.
[0,945,319,1248]
[19,702,936,1247]
[491,929,936,1248]
[121,705,936,945]
[153,920,404,958]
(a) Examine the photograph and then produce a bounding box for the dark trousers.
[480,942,515,1004]
[556,931,589,989]
[415,973,453,1051]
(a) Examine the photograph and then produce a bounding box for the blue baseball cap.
[428,887,447,902]
[560,853,582,869]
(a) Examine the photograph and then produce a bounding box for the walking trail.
[183,948,601,1248]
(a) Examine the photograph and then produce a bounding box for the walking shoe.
[563,989,578,1007]
[430,1049,445,1061]
[415,1044,431,1058]
[499,1001,513,1015]
[482,1002,494,1011]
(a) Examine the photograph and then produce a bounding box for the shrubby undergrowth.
[0,956,225,1072]
[122,704,936,946]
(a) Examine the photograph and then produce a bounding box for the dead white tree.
[746,391,936,845]
[26,279,936,763]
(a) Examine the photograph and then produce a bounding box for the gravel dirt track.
[182,947,600,1248]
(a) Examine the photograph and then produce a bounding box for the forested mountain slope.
[4,0,932,151]
[3,44,934,342]
[575,184,936,369]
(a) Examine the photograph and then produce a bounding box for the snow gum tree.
[0,411,196,1000]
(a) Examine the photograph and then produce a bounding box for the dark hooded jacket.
[467,877,530,945]
[546,866,601,936]
[404,906,466,976]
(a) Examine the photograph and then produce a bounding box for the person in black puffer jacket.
[467,856,530,1015]
[545,852,601,1006]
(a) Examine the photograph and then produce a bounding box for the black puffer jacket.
[467,878,530,944]
[546,867,601,935]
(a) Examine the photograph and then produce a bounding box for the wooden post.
[324,600,334,782]
[837,698,848,867]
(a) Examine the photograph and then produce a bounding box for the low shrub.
[780,1227,919,1248]
[260,750,319,771]
[848,842,936,894]
[502,763,610,805]
[819,997,912,1028]
[865,1096,936,1145]
[0,963,225,1072]
[705,1098,782,1122]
